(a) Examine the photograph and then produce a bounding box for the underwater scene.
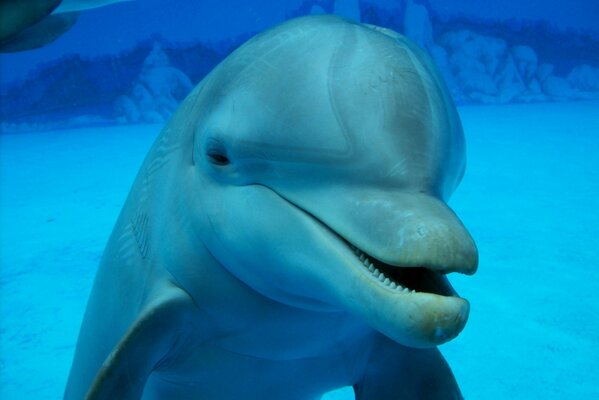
[1,0,598,399]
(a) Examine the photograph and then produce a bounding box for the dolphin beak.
[272,186,478,347]
[353,191,478,276]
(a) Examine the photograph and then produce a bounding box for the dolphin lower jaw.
[341,240,470,348]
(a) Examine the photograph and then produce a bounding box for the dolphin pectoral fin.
[0,0,61,41]
[354,334,463,400]
[85,286,197,400]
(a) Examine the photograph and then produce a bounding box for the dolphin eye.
[207,149,230,166]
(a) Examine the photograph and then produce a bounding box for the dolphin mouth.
[268,187,472,346]
[348,243,458,297]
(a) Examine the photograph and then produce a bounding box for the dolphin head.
[182,16,477,348]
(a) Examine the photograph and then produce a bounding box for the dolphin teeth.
[355,247,414,293]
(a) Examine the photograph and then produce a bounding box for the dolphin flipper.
[354,334,463,400]
[85,286,198,399]
[0,0,61,41]
[0,0,135,52]
[0,11,79,53]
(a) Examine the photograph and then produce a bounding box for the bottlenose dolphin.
[65,15,478,399]
[0,0,130,52]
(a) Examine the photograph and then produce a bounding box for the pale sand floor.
[1,102,598,399]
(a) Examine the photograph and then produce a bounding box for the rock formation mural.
[114,43,193,123]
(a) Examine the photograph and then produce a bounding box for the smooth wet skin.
[65,15,478,399]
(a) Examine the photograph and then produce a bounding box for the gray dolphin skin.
[65,15,478,400]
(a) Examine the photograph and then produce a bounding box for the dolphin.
[65,15,478,399]
[0,0,131,52]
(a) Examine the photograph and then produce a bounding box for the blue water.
[1,1,598,399]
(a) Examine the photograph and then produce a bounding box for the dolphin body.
[65,15,478,399]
